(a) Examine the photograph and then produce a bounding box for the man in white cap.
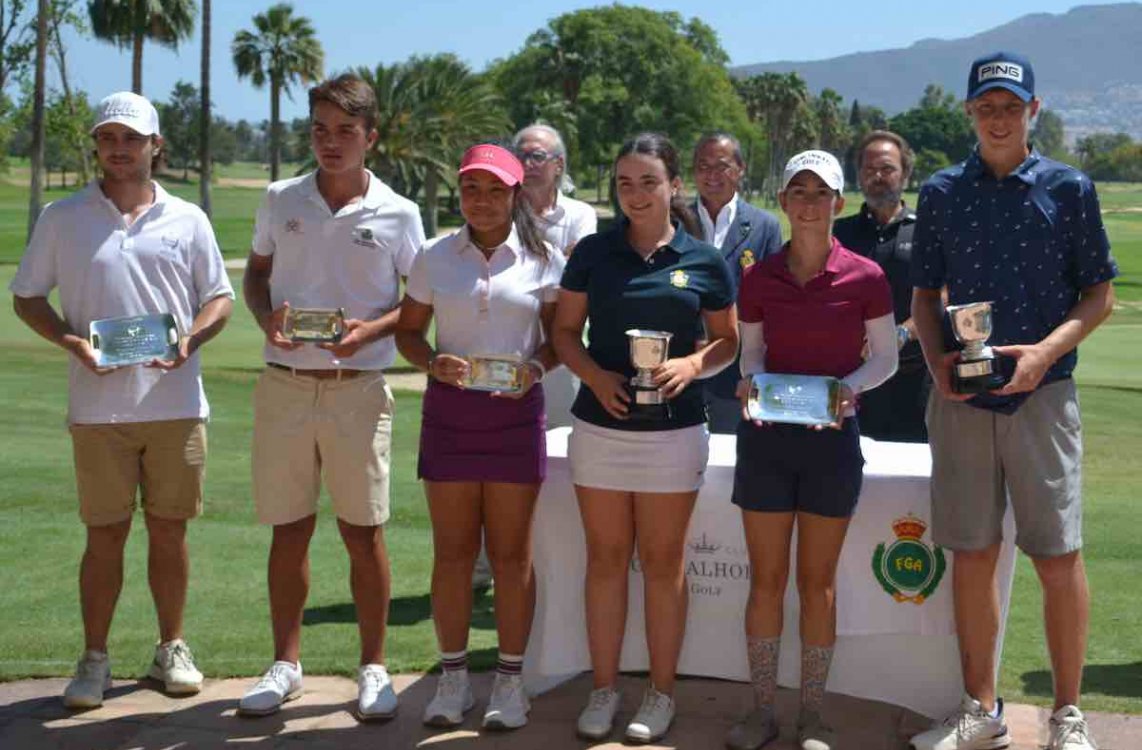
[10,91,234,708]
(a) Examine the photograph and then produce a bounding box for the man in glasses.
[513,124,598,257]
[691,131,782,434]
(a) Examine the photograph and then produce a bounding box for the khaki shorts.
[70,418,206,527]
[252,366,393,527]
[927,379,1083,557]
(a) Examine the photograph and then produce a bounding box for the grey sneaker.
[147,639,203,695]
[422,669,475,727]
[909,694,1010,750]
[798,709,836,750]
[726,706,779,750]
[1047,705,1098,750]
[63,650,111,709]
[625,686,675,744]
[482,672,530,730]
[577,686,621,740]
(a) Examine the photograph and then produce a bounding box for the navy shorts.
[732,418,864,518]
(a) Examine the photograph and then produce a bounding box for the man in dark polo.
[691,131,782,433]
[833,130,928,442]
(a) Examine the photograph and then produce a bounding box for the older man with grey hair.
[513,123,597,256]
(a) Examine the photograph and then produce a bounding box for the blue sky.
[55,0,1093,123]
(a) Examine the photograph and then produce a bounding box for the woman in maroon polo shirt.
[725,151,897,750]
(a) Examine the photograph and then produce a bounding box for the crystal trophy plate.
[282,307,345,343]
[746,373,842,426]
[89,313,179,367]
[463,356,524,393]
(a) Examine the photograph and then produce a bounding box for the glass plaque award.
[282,307,345,343]
[745,373,842,426]
[463,356,524,393]
[89,313,180,367]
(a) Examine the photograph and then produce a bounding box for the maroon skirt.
[417,380,546,483]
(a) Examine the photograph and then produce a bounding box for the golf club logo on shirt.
[352,226,378,248]
[872,515,946,604]
[285,218,302,234]
[670,269,689,289]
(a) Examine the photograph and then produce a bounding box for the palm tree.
[28,0,48,238]
[231,3,322,182]
[361,55,509,236]
[87,0,197,95]
[198,0,209,215]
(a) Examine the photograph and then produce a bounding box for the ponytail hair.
[614,132,700,238]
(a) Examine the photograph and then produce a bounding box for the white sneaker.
[238,661,303,716]
[625,686,675,744]
[577,687,621,740]
[422,669,475,728]
[482,672,530,730]
[909,694,1010,750]
[147,639,203,695]
[356,663,398,721]
[1047,705,1098,750]
[63,650,111,709]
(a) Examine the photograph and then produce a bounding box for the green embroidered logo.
[872,515,946,604]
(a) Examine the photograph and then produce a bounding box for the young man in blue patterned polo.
[909,52,1116,750]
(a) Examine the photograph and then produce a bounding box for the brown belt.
[266,362,369,380]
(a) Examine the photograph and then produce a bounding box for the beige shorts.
[70,418,206,527]
[252,366,394,527]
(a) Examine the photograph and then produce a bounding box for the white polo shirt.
[252,170,424,370]
[9,181,234,425]
[698,193,739,248]
[406,225,565,360]
[537,193,597,255]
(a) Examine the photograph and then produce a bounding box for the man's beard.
[864,185,902,213]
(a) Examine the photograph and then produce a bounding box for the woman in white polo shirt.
[395,143,564,732]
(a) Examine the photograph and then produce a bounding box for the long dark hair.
[614,132,700,237]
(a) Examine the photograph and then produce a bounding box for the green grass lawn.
[0,184,1140,713]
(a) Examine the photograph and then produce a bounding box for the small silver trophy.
[282,307,345,343]
[745,373,842,426]
[947,301,1007,393]
[625,329,673,420]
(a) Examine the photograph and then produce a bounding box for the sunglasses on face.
[521,149,556,165]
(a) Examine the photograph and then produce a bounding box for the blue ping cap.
[967,51,1035,102]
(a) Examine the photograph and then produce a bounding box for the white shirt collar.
[458,223,524,259]
[697,193,738,246]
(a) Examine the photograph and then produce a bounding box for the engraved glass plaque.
[89,313,179,367]
[282,307,345,343]
[746,373,842,426]
[463,356,524,393]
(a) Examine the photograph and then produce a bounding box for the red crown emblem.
[891,515,927,540]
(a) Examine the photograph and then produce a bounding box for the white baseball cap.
[781,149,844,194]
[91,92,161,137]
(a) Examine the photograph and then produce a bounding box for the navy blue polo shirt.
[561,222,735,431]
[911,148,1117,412]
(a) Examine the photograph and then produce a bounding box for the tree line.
[5,1,1142,238]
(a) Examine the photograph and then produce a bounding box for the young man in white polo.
[10,91,234,708]
[239,73,425,720]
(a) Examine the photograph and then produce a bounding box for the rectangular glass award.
[745,373,842,426]
[282,307,345,343]
[89,313,180,367]
[463,356,524,393]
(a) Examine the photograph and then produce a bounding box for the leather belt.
[266,362,369,380]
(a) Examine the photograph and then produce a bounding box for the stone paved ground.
[1,672,1138,749]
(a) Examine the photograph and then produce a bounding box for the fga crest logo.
[670,269,689,288]
[872,515,946,604]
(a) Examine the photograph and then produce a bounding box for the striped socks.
[496,653,523,677]
[440,650,468,673]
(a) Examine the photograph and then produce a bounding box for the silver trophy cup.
[625,329,673,420]
[947,301,1007,393]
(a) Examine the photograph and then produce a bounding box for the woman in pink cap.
[395,143,565,731]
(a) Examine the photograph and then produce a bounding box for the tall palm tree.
[197,0,209,214]
[231,3,322,182]
[27,0,48,238]
[88,0,197,95]
[361,55,509,236]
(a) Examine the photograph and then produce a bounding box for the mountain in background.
[732,3,1142,141]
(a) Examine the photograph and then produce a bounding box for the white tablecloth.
[523,427,1017,719]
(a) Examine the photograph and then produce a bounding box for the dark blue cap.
[967,51,1035,102]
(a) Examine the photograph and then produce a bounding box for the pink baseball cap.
[458,144,524,186]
